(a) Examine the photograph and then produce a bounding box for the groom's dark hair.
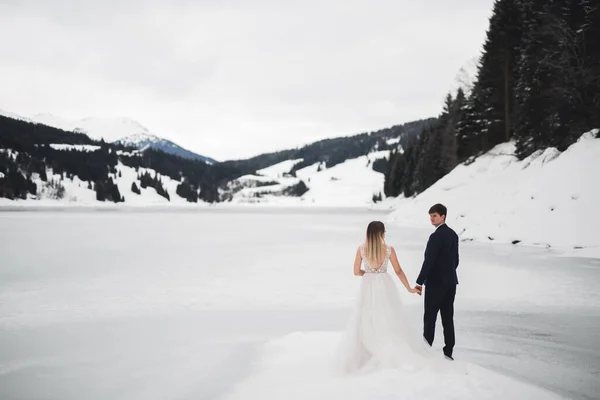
[429,203,447,216]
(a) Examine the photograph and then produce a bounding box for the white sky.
[0,0,493,160]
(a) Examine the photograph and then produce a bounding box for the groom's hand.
[415,285,423,295]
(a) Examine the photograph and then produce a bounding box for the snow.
[49,144,101,152]
[0,209,597,399]
[29,113,215,164]
[387,130,600,253]
[115,149,141,156]
[31,114,149,142]
[223,332,562,400]
[296,151,387,206]
[386,137,401,145]
[237,174,282,184]
[557,246,600,259]
[223,152,388,206]
[257,158,304,178]
[0,109,32,122]
[0,162,202,207]
[115,133,163,149]
[113,162,193,206]
[0,148,18,157]
[114,133,216,164]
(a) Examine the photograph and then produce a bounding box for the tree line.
[385,0,600,198]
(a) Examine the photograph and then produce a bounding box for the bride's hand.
[408,287,420,294]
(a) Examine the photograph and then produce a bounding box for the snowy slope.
[0,161,204,207]
[258,158,304,178]
[297,151,388,206]
[386,130,600,254]
[222,152,388,206]
[115,133,216,164]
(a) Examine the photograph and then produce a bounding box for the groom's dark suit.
[416,223,459,358]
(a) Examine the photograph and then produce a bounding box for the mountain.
[222,119,434,173]
[0,109,32,123]
[31,114,148,142]
[0,110,423,206]
[114,133,216,164]
[30,114,215,164]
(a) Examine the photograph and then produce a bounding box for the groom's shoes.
[444,354,454,361]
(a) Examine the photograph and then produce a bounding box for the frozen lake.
[0,208,599,399]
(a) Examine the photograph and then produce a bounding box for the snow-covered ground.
[49,144,101,152]
[224,151,388,206]
[386,137,401,145]
[1,145,387,207]
[385,130,600,257]
[297,151,387,206]
[0,162,203,207]
[0,209,598,400]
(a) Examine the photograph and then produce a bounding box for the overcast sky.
[0,0,494,160]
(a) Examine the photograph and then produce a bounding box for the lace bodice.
[359,244,391,274]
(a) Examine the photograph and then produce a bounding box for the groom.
[415,203,459,360]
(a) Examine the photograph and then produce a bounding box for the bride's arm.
[390,247,418,293]
[354,248,365,276]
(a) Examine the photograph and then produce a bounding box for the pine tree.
[439,90,465,173]
[131,182,141,195]
[95,181,105,201]
[581,1,600,129]
[372,192,383,203]
[476,0,524,147]
[512,0,599,158]
[384,150,406,197]
[402,138,419,197]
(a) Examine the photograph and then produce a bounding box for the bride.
[336,220,435,374]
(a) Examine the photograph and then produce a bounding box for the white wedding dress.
[336,244,438,374]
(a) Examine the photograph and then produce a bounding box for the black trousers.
[423,284,456,357]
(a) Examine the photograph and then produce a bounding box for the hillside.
[0,113,429,206]
[385,129,600,255]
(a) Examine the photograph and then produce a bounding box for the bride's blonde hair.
[364,221,386,266]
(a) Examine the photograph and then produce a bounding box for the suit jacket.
[416,224,459,287]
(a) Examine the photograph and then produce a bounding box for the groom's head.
[428,203,447,226]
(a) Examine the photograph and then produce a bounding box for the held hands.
[409,286,422,296]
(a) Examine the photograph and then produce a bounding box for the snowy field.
[0,209,598,399]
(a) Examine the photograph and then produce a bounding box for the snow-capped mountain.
[30,113,215,164]
[31,114,149,142]
[115,133,216,164]
[0,109,32,123]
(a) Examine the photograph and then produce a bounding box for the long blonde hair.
[364,221,386,267]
